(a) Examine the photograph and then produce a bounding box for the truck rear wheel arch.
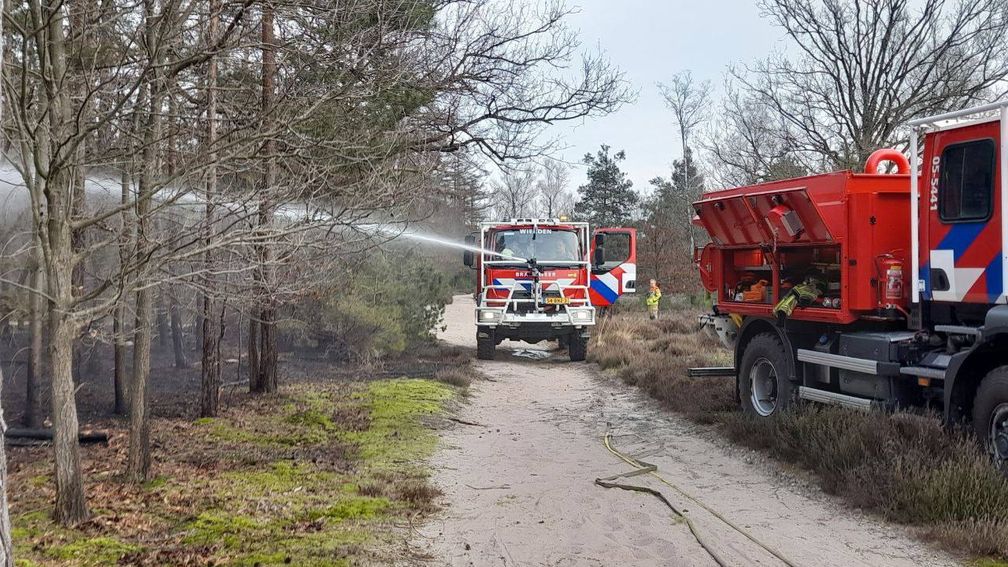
[946,334,1008,425]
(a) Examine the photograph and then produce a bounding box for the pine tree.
[574,145,639,226]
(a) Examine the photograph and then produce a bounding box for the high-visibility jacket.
[773,277,824,318]
[646,288,662,306]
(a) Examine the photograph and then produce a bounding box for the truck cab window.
[939,139,995,222]
[598,232,631,271]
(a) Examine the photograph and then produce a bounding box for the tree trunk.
[170,295,187,369]
[248,316,259,392]
[127,6,164,480]
[49,261,88,524]
[113,170,131,415]
[256,1,278,393]
[0,0,15,552]
[259,307,277,392]
[112,298,128,414]
[0,366,13,567]
[200,0,221,417]
[156,292,169,348]
[200,297,219,415]
[128,284,152,482]
[25,240,44,428]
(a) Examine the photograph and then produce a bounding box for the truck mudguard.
[943,305,1008,424]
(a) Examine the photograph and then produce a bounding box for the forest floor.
[3,340,477,566]
[409,295,961,567]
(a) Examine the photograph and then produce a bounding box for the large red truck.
[694,102,1008,468]
[463,218,636,361]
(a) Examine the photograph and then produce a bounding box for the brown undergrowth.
[591,305,1008,563]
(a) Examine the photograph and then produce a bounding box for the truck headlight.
[479,310,500,322]
[571,309,593,322]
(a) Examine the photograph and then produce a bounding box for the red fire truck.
[694,102,1008,468]
[464,218,636,361]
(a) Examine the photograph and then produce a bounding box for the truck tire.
[973,366,1008,472]
[476,333,496,360]
[558,335,570,351]
[738,332,794,417]
[568,334,588,362]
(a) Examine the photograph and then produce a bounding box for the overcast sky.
[548,0,787,194]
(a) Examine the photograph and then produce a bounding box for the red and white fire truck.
[464,218,636,361]
[694,101,1008,467]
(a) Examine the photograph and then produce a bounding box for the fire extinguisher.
[880,257,904,305]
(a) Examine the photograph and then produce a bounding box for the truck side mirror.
[463,234,476,268]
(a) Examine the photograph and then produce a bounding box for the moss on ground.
[9,378,453,566]
[345,378,453,467]
[48,537,141,564]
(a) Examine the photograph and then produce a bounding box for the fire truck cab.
[463,219,636,361]
[694,102,1008,469]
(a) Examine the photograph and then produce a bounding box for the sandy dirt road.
[412,295,958,567]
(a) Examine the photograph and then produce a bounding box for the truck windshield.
[491,229,581,262]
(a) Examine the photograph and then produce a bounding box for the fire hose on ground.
[596,431,800,567]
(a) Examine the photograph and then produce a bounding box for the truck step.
[934,325,981,336]
[899,366,946,380]
[687,366,736,378]
[796,349,878,375]
[798,386,874,411]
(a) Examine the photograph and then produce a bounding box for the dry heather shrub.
[434,367,475,388]
[722,406,1008,545]
[919,519,1008,558]
[591,311,734,419]
[590,317,650,370]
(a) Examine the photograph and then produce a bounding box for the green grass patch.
[48,537,141,565]
[344,378,452,467]
[306,496,391,521]
[184,512,263,549]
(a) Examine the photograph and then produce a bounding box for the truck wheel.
[476,333,496,360]
[568,334,588,362]
[558,335,570,351]
[972,366,1008,472]
[738,333,794,417]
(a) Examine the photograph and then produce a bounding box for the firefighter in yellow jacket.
[646,279,662,320]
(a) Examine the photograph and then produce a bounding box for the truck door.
[589,228,637,307]
[921,121,1003,305]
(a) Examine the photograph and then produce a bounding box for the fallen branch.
[448,417,486,427]
[4,428,109,444]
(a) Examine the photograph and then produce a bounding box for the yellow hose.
[601,432,800,567]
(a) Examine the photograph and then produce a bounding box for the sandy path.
[413,295,958,567]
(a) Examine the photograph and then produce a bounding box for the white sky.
[548,0,786,193]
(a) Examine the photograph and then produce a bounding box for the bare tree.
[657,70,710,251]
[250,0,280,395]
[536,159,573,218]
[733,0,1008,172]
[200,0,222,417]
[704,86,809,187]
[491,168,539,219]
[0,0,13,557]
[658,71,711,169]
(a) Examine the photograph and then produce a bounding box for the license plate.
[545,296,570,305]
